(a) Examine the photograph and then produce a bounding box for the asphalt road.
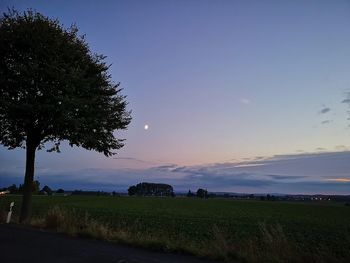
[0,224,219,263]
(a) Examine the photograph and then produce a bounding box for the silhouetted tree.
[32,180,40,194]
[41,185,52,195]
[187,190,195,197]
[18,180,40,194]
[0,9,131,222]
[7,184,18,194]
[56,188,64,194]
[196,188,208,198]
[128,182,174,196]
[128,185,137,196]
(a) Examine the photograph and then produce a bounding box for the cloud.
[181,151,350,180]
[316,147,327,151]
[266,174,307,180]
[240,98,251,104]
[113,157,150,163]
[112,156,161,169]
[321,120,332,124]
[172,166,187,172]
[153,164,179,171]
[234,163,266,168]
[147,151,350,193]
[254,156,266,160]
[326,178,350,182]
[320,107,331,114]
[341,91,350,104]
[335,145,349,151]
[342,92,350,109]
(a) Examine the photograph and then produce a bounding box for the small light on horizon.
[144,124,149,130]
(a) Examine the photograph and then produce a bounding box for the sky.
[1,0,350,194]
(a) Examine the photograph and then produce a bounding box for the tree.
[17,180,40,194]
[128,185,137,196]
[41,185,52,195]
[196,188,208,198]
[0,9,131,222]
[187,189,194,197]
[7,184,18,194]
[56,188,64,194]
[127,182,174,196]
[32,180,40,194]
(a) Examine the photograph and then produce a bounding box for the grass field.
[1,195,350,262]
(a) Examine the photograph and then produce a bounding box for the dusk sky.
[1,0,350,194]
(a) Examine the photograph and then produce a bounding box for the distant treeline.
[128,182,175,196]
[0,183,63,195]
[3,182,350,202]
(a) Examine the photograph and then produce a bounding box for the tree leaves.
[0,9,131,155]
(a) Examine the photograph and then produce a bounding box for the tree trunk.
[19,139,37,223]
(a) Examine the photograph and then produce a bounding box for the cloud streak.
[240,98,251,104]
[342,91,350,106]
[320,107,331,114]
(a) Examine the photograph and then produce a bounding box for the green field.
[1,195,350,262]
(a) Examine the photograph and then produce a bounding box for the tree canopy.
[0,9,131,222]
[128,182,175,196]
[196,188,208,198]
[0,9,131,155]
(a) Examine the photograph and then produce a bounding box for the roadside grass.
[1,196,350,262]
[30,205,301,262]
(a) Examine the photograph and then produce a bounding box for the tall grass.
[209,223,299,262]
[27,206,320,263]
[31,206,114,239]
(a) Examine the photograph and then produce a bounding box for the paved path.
[0,224,219,263]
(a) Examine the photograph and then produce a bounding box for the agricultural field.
[1,195,350,262]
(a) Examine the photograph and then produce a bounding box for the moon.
[144,124,149,130]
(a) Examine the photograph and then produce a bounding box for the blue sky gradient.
[1,0,350,193]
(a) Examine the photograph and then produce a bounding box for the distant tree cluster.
[0,182,62,196]
[1,181,40,194]
[128,182,175,197]
[260,194,276,201]
[196,188,208,198]
[39,185,52,195]
[187,188,209,198]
